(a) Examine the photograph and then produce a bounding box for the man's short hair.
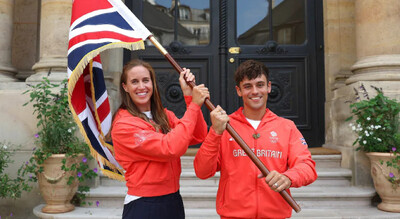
[234,60,269,86]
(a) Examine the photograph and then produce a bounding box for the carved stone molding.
[347,55,400,84]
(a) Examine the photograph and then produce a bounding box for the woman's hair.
[234,60,269,86]
[118,59,170,133]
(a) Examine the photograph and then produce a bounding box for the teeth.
[137,92,147,96]
[250,97,261,100]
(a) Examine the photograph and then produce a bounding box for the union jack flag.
[67,0,151,180]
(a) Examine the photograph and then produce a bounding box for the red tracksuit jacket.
[112,97,207,197]
[194,108,317,219]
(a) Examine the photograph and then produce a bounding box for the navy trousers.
[122,191,185,219]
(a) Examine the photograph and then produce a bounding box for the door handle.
[229,47,241,54]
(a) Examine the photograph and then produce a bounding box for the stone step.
[181,186,376,209]
[312,155,342,169]
[184,208,218,219]
[99,175,125,187]
[292,207,400,218]
[180,172,220,187]
[34,153,384,219]
[181,154,342,170]
[33,204,400,219]
[98,173,222,187]
[179,167,352,187]
[310,167,352,187]
[84,185,375,209]
[85,186,126,208]
[99,167,351,188]
[291,186,376,209]
[100,154,343,187]
[33,205,220,219]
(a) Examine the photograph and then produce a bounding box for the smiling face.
[122,65,153,112]
[236,74,271,119]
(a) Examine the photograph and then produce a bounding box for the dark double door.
[125,0,325,147]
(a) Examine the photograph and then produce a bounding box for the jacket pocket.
[216,178,227,211]
[141,162,171,185]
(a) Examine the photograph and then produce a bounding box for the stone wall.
[0,83,42,219]
[324,0,400,186]
[1,0,400,218]
[0,0,120,216]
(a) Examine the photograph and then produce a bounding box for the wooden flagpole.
[148,36,301,213]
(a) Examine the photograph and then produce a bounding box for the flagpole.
[148,35,301,213]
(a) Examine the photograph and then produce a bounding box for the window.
[237,0,305,45]
[143,0,210,46]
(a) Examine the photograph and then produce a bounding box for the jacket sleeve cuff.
[209,127,223,137]
[282,169,299,187]
[184,96,192,106]
[187,100,201,111]
[202,128,222,152]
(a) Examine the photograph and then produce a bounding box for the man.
[194,60,317,219]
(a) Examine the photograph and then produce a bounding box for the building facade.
[1,0,400,218]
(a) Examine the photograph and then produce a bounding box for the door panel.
[227,57,311,129]
[125,0,324,147]
[143,57,211,122]
[125,0,220,124]
[226,0,323,147]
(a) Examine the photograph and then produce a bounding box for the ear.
[235,85,242,97]
[267,81,272,94]
[122,83,128,92]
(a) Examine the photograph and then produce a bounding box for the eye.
[131,79,138,84]
[257,83,265,88]
[243,85,251,89]
[143,78,150,83]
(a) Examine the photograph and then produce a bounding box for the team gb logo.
[269,131,278,143]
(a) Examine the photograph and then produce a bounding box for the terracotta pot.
[367,152,400,212]
[37,154,83,213]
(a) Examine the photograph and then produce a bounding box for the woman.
[111,59,209,219]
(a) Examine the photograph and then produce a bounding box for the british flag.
[67,0,151,180]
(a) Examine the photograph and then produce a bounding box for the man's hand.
[210,105,229,134]
[258,171,292,192]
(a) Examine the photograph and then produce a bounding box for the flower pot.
[37,154,82,213]
[367,152,400,212]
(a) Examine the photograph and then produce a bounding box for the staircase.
[33,151,400,218]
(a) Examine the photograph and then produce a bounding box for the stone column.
[0,0,17,82]
[27,0,72,82]
[337,0,400,186]
[100,48,124,112]
[323,0,357,147]
[347,0,400,84]
[12,0,40,80]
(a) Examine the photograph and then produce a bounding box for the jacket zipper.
[254,131,259,219]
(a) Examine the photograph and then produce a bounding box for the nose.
[250,85,258,94]
[138,81,145,89]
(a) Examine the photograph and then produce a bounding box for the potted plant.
[347,84,400,212]
[0,141,31,200]
[18,78,97,213]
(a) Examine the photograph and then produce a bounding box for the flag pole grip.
[148,36,301,213]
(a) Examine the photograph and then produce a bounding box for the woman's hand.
[179,68,195,96]
[210,105,229,134]
[191,84,209,107]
